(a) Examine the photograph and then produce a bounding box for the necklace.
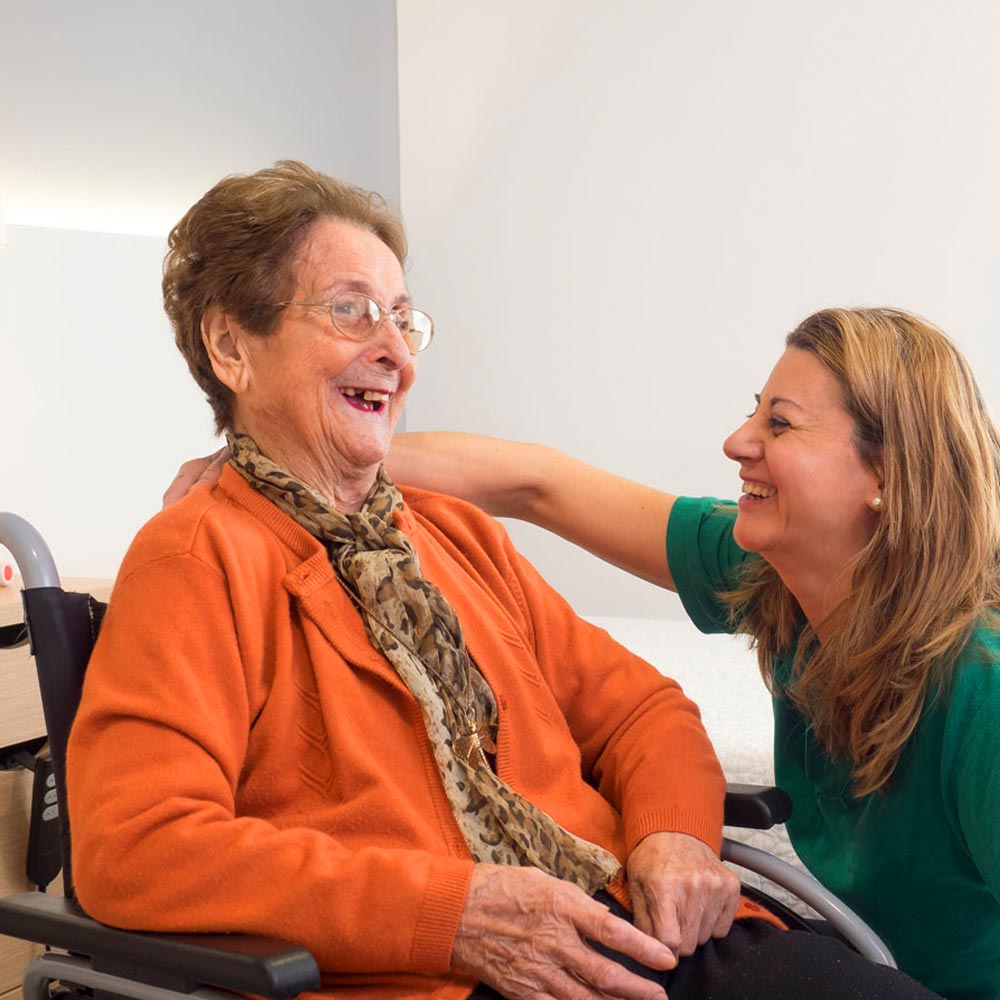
[339,582,497,769]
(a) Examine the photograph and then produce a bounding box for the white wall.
[0,225,202,576]
[2,1,401,233]
[396,0,1000,617]
[0,0,400,577]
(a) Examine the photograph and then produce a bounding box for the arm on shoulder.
[389,432,678,590]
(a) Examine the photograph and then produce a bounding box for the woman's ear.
[202,307,252,394]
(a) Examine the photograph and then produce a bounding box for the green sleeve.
[948,656,1000,901]
[666,496,752,635]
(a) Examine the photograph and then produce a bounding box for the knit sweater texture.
[68,467,732,1000]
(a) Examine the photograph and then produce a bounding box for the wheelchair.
[0,511,895,1000]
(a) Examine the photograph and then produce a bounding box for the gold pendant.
[476,724,497,756]
[454,724,496,768]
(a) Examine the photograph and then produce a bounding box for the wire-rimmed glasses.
[276,292,434,353]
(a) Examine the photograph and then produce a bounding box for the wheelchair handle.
[0,513,61,590]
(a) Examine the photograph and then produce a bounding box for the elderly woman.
[70,163,937,1000]
[384,308,1000,999]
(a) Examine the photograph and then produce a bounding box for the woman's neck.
[232,425,376,513]
[770,558,854,641]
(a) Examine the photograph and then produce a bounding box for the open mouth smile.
[740,480,777,501]
[340,387,392,413]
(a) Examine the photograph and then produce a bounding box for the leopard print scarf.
[228,433,621,894]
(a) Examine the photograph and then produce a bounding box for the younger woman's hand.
[162,447,229,507]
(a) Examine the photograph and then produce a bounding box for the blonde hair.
[725,307,1000,795]
[163,160,408,433]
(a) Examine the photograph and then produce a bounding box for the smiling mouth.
[741,481,777,500]
[340,387,391,412]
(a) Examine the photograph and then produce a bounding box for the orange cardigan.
[68,467,733,1000]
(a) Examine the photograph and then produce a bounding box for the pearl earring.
[872,497,883,511]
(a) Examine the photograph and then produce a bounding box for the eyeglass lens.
[330,293,432,351]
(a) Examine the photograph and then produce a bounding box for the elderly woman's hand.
[453,864,674,1000]
[626,832,740,959]
[162,447,229,507]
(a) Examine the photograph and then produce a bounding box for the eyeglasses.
[276,292,434,353]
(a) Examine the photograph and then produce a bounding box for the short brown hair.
[163,160,408,432]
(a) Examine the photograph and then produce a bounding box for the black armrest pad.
[0,893,320,998]
[723,783,793,829]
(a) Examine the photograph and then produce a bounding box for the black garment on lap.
[466,889,940,1000]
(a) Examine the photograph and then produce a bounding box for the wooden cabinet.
[0,578,113,996]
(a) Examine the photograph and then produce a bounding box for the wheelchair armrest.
[723,783,793,829]
[0,893,321,999]
[721,839,897,967]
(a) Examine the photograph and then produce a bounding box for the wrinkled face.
[226,218,416,504]
[722,347,881,583]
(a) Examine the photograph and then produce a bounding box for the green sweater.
[667,496,1000,1000]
